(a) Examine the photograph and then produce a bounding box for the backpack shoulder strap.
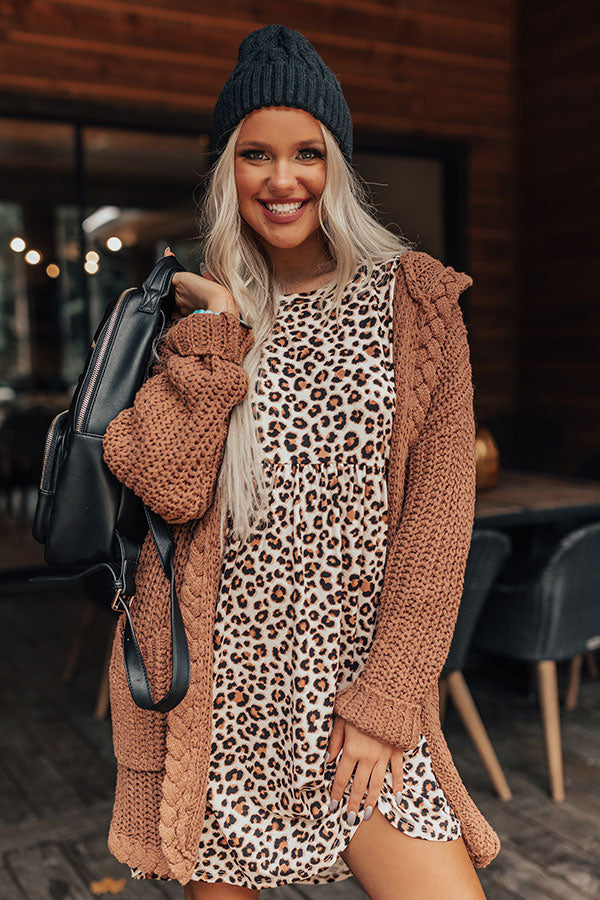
[114,506,189,713]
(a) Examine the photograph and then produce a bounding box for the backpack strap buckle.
[110,588,135,612]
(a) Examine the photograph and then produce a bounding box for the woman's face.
[234,107,327,253]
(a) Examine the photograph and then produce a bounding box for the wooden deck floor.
[0,575,598,899]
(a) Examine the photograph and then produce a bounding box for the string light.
[46,264,60,279]
[106,236,122,251]
[10,237,26,252]
[84,259,99,274]
[25,249,42,265]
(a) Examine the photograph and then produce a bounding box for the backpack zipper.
[75,287,135,433]
[39,409,68,490]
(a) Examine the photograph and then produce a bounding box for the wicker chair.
[471,520,600,802]
[439,529,513,801]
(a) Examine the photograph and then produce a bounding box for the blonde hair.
[157,119,416,551]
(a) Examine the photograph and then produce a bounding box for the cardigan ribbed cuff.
[165,311,254,365]
[333,679,422,751]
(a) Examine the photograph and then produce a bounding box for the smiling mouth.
[258,199,310,213]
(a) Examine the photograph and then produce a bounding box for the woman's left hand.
[163,247,239,322]
[327,714,404,823]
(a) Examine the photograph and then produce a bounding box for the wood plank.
[444,687,600,898]
[6,843,91,900]
[0,72,513,143]
[0,41,512,129]
[24,717,115,806]
[0,761,38,829]
[5,1,512,70]
[454,773,600,898]
[269,878,366,899]
[475,767,600,858]
[0,731,84,821]
[0,802,113,855]
[475,872,526,900]
[45,0,515,32]
[0,865,25,899]
[68,829,179,898]
[473,840,594,900]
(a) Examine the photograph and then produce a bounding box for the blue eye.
[240,150,267,160]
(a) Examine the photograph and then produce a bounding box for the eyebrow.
[237,139,325,149]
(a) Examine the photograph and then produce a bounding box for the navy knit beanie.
[208,24,353,165]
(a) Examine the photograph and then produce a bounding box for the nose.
[267,159,297,194]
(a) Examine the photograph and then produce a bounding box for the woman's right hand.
[164,248,240,321]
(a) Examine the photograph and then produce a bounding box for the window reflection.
[0,119,208,390]
[0,118,209,569]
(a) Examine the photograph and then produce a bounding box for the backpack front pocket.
[32,409,70,543]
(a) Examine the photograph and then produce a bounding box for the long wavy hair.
[154,118,416,552]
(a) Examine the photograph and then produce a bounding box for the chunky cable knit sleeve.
[333,262,476,750]
[102,311,254,525]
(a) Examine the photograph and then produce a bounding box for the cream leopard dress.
[131,255,461,889]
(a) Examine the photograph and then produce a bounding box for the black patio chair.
[471,520,600,802]
[439,529,513,801]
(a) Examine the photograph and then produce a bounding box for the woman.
[102,23,500,900]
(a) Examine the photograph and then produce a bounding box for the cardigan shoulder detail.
[397,250,474,439]
[401,250,473,319]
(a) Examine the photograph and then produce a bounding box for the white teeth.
[264,201,304,213]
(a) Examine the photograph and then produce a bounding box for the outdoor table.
[474,467,600,581]
[475,468,600,528]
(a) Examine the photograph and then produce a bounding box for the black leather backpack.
[30,254,190,713]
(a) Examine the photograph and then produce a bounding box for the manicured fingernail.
[364,805,373,821]
[396,791,402,805]
[347,810,356,826]
[330,797,339,813]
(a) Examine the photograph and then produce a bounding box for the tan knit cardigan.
[102,249,501,884]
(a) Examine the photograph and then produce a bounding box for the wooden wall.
[0,0,517,422]
[516,0,599,473]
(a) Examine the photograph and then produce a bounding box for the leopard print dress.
[130,255,462,889]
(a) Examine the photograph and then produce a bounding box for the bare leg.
[340,806,486,900]
[184,879,260,899]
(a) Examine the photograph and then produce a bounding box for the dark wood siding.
[516,0,599,472]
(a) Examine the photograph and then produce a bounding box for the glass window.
[0,119,208,394]
[0,118,210,573]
